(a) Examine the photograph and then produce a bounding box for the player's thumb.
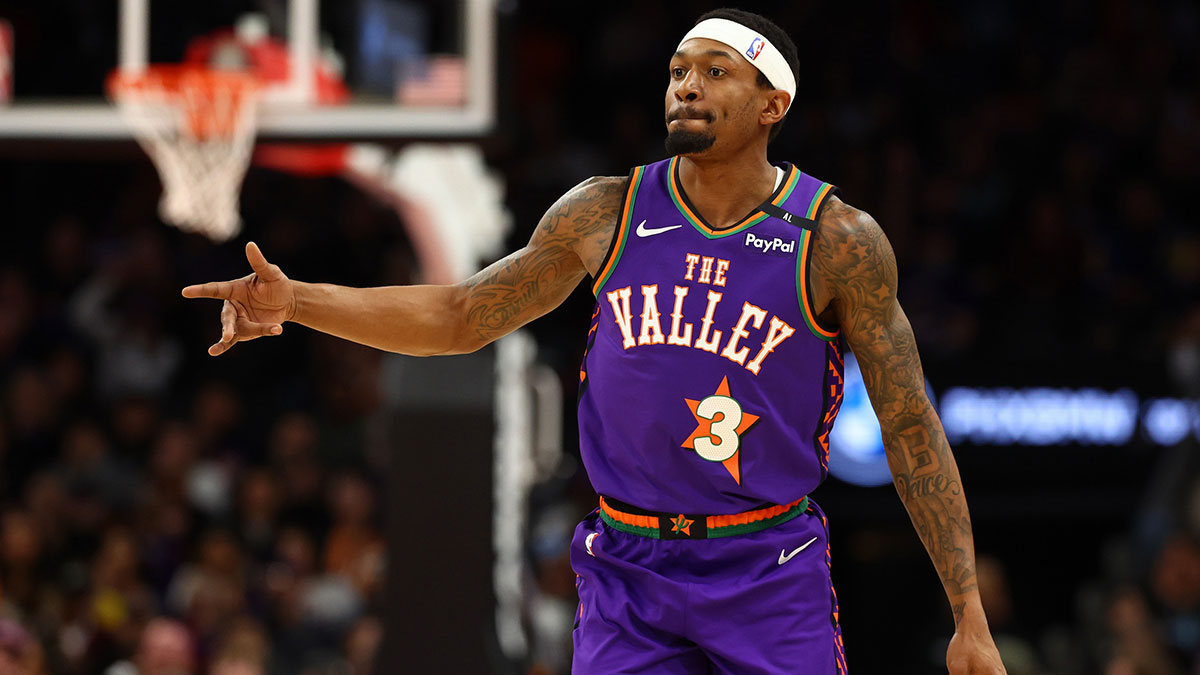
[245,241,284,281]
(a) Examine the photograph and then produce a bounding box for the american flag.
[397,55,466,107]
[0,20,12,105]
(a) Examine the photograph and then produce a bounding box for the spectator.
[323,472,384,599]
[87,527,154,664]
[138,423,199,598]
[0,510,47,623]
[1151,535,1200,665]
[165,529,247,655]
[1104,587,1182,675]
[343,616,382,675]
[104,617,195,675]
[0,618,48,675]
[56,420,140,515]
[974,555,1041,675]
[69,271,182,401]
[209,616,270,675]
[3,368,60,496]
[268,415,327,539]
[236,469,283,565]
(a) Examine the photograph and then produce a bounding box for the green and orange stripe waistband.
[598,495,809,540]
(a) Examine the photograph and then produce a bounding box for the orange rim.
[107,65,260,139]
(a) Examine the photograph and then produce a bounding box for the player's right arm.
[181,176,625,356]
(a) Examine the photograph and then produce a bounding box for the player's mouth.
[667,108,715,125]
[669,118,709,127]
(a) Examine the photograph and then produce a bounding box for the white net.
[109,67,259,242]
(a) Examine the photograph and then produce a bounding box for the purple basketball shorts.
[569,498,848,674]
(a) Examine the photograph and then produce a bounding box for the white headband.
[677,18,796,113]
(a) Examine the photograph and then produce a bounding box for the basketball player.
[184,9,1006,674]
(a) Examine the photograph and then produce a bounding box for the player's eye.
[671,66,686,78]
[709,67,724,77]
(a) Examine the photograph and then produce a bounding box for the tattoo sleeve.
[813,200,980,620]
[285,177,624,358]
[456,176,624,347]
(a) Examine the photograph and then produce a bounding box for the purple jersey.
[579,156,845,514]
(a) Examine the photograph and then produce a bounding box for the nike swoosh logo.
[635,220,683,237]
[777,536,819,565]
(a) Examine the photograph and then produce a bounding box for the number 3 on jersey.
[683,376,761,485]
[693,395,743,461]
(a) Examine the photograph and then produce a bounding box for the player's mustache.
[667,107,716,123]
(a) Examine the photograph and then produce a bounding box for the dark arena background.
[0,0,1197,673]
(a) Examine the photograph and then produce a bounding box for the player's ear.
[760,90,789,127]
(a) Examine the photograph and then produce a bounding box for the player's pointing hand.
[181,242,296,356]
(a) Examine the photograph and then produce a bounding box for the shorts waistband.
[598,495,809,540]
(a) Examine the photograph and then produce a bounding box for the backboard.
[0,0,496,139]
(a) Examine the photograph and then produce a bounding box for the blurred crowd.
[0,169,411,674]
[0,0,1197,673]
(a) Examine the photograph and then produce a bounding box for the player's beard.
[664,128,715,156]
[665,107,717,156]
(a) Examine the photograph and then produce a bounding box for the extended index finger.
[181,280,237,300]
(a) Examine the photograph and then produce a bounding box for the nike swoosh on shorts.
[777,536,819,565]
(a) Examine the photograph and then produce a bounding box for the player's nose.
[674,70,702,103]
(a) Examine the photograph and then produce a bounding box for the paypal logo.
[744,232,796,257]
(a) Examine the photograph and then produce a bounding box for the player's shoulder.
[534,177,627,274]
[815,195,882,242]
[562,175,627,210]
[541,175,627,239]
[810,195,896,282]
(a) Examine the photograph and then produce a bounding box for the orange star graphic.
[682,376,760,485]
[670,514,694,536]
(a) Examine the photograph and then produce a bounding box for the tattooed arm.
[182,177,624,356]
[811,197,1006,674]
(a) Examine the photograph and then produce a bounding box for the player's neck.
[677,150,777,230]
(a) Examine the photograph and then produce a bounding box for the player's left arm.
[811,197,1006,674]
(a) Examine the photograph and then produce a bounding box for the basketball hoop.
[107,66,260,242]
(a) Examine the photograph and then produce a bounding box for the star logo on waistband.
[670,514,694,536]
[683,376,760,485]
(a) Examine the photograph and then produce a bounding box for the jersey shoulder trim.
[804,182,837,221]
[592,165,646,296]
[795,179,841,340]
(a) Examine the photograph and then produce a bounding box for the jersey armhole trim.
[592,166,644,296]
[796,183,841,341]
